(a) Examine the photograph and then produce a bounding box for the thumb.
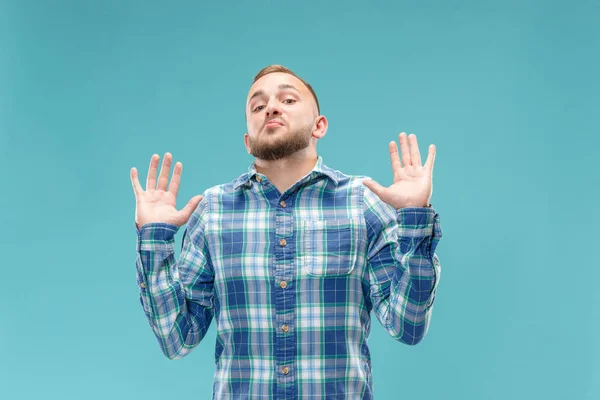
[362,178,386,198]
[180,195,204,219]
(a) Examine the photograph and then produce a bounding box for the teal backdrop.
[1,0,598,399]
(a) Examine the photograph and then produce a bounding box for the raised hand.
[362,132,436,209]
[130,153,204,229]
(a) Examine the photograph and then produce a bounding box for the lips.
[265,120,284,128]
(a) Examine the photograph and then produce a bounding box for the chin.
[264,125,286,132]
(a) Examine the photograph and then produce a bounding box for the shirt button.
[281,324,289,333]
[280,281,288,289]
[140,282,146,289]
[279,238,287,247]
[256,175,262,182]
[281,366,289,375]
[279,200,286,208]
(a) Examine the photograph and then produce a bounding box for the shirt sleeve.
[134,192,215,359]
[362,184,442,345]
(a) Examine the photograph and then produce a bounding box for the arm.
[135,193,215,359]
[363,185,442,345]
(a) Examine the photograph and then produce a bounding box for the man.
[130,65,442,399]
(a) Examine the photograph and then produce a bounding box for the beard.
[248,122,313,161]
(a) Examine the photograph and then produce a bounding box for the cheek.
[299,115,315,130]
[248,119,262,134]
[296,109,314,125]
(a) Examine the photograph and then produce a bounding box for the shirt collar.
[233,155,340,190]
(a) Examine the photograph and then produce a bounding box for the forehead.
[246,72,308,101]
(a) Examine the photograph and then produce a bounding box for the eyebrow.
[248,84,301,103]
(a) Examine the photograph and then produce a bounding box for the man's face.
[245,72,319,161]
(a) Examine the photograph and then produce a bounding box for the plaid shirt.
[135,156,442,399]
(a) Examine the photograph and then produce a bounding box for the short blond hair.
[252,65,321,114]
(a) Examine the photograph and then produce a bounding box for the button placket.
[274,195,295,385]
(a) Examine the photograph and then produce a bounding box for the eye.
[253,105,265,112]
[283,99,296,104]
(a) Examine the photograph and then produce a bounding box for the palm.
[130,153,203,229]
[136,190,180,225]
[363,132,436,209]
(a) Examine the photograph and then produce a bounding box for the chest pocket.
[301,218,359,276]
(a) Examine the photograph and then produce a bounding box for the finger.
[424,144,436,172]
[362,178,386,199]
[168,162,182,197]
[146,154,159,191]
[130,167,143,196]
[408,134,422,166]
[389,141,402,180]
[399,132,412,167]
[179,195,204,220]
[157,152,172,191]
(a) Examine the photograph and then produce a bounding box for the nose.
[265,99,281,117]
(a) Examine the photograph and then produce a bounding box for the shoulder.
[321,163,371,192]
[197,174,251,210]
[329,168,378,205]
[335,171,395,219]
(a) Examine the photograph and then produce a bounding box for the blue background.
[1,0,598,399]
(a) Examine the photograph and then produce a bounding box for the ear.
[312,115,328,139]
[243,132,251,154]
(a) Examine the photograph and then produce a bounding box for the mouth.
[265,120,284,129]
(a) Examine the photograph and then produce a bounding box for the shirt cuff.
[135,222,180,252]
[396,207,439,236]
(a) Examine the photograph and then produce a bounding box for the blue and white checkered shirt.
[135,156,442,399]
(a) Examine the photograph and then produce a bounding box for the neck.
[254,149,318,194]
